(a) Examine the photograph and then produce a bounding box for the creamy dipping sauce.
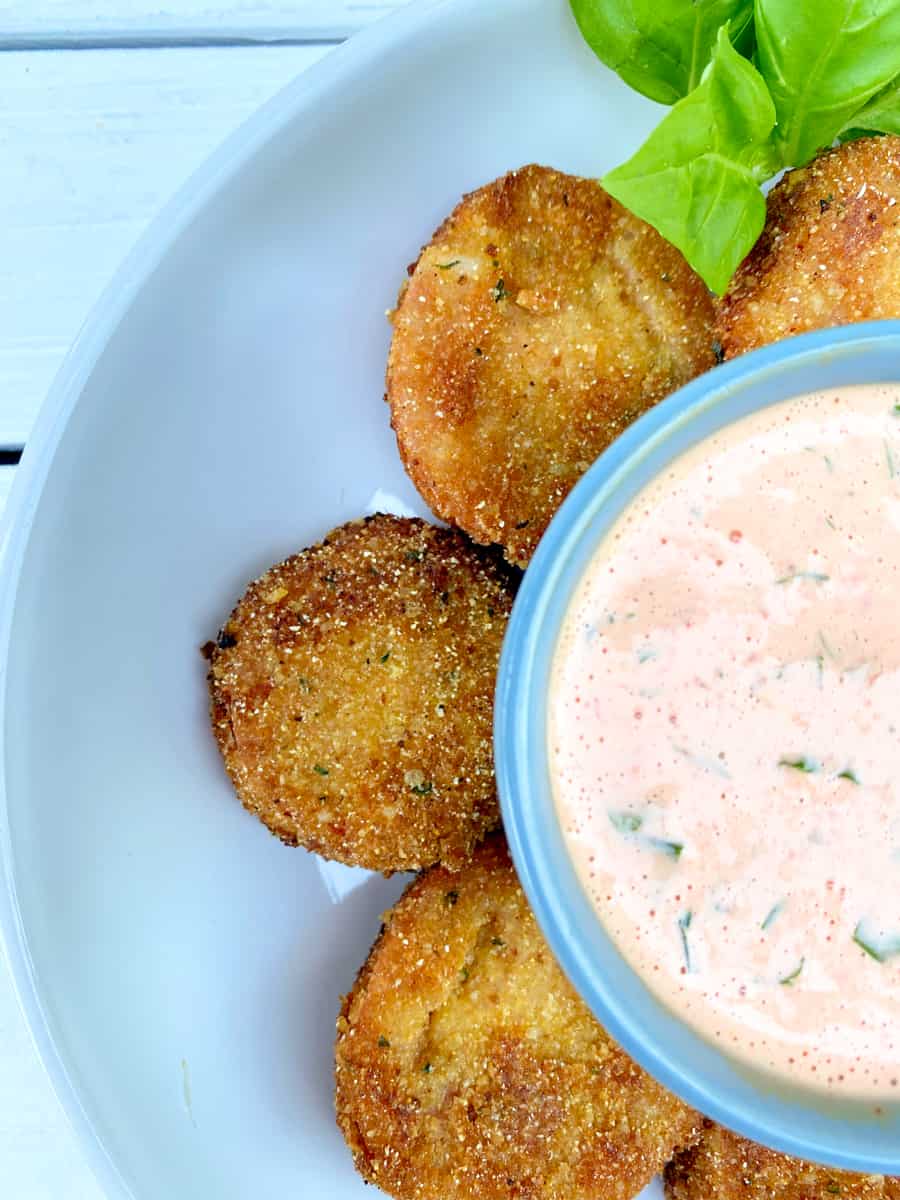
[549,383,900,1099]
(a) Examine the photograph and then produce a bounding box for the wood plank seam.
[0,35,346,51]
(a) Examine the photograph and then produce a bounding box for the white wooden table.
[0,4,407,1194]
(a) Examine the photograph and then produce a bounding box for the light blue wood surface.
[0,2,407,44]
[0,7,407,1196]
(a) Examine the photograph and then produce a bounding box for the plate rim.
[0,1,491,1195]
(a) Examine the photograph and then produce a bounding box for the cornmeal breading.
[335,834,701,1200]
[665,1121,896,1200]
[208,515,514,871]
[388,164,716,566]
[717,136,900,359]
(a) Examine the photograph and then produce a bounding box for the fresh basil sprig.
[842,75,900,141]
[573,0,900,293]
[755,0,900,165]
[603,27,776,295]
[570,0,754,105]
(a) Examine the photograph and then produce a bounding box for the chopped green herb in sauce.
[678,911,693,972]
[609,810,643,834]
[780,958,805,986]
[379,651,391,664]
[853,921,900,963]
[673,744,731,779]
[436,260,460,270]
[817,631,837,661]
[646,837,684,860]
[776,571,829,585]
[778,757,819,774]
[609,811,682,858]
[837,768,860,784]
[313,764,329,776]
[490,279,509,302]
[762,900,786,931]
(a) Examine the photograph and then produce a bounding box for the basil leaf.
[841,76,900,140]
[570,0,754,105]
[755,0,900,164]
[603,26,776,293]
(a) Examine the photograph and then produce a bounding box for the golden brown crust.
[387,164,717,567]
[335,834,701,1200]
[208,515,514,872]
[717,135,900,359]
[664,1121,894,1200]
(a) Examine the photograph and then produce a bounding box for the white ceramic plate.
[0,1,664,1196]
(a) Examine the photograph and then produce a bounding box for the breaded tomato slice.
[208,515,513,872]
[336,833,701,1200]
[665,1121,893,1200]
[388,165,716,567]
[717,136,900,359]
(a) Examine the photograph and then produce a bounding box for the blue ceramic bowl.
[495,321,900,1173]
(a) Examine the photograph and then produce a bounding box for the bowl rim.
[496,319,900,1174]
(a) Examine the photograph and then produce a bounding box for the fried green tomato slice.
[335,834,701,1200]
[717,135,900,360]
[387,164,717,567]
[665,1122,895,1200]
[207,515,514,872]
